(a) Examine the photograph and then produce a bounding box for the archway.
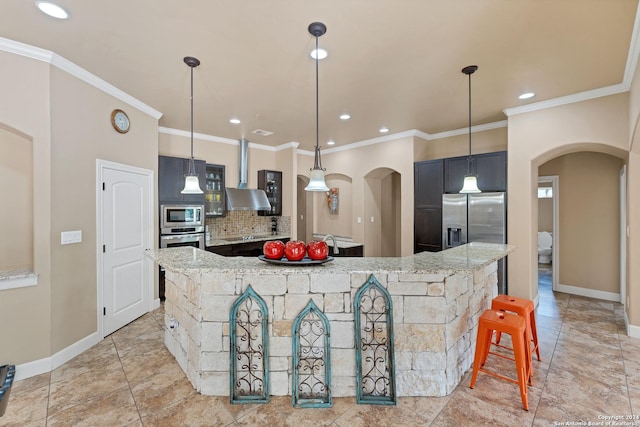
[296,175,311,242]
[364,167,402,257]
[533,145,628,305]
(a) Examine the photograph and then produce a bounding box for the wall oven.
[160,204,205,249]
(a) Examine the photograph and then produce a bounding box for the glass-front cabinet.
[205,164,226,217]
[257,170,282,216]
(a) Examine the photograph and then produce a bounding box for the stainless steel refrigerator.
[442,192,507,293]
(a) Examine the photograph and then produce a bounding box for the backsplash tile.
[206,211,290,239]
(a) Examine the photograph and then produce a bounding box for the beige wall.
[539,152,622,293]
[0,126,33,271]
[507,93,629,304]
[314,174,353,238]
[0,51,52,363]
[537,197,553,233]
[0,51,159,364]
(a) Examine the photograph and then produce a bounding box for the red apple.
[263,240,285,260]
[306,240,329,260]
[284,240,306,261]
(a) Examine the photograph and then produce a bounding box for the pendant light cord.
[467,70,472,176]
[189,64,196,175]
[313,34,324,171]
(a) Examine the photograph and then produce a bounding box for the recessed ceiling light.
[327,140,335,145]
[310,48,328,60]
[339,114,351,120]
[229,118,241,124]
[379,126,389,133]
[519,92,535,100]
[35,1,69,19]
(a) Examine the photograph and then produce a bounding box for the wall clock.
[111,109,130,134]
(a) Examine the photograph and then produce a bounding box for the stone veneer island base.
[148,242,513,399]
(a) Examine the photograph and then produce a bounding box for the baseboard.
[152,298,161,310]
[556,283,621,302]
[14,331,101,381]
[15,303,160,381]
[626,314,640,339]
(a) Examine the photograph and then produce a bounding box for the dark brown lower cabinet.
[331,245,364,257]
[206,238,290,257]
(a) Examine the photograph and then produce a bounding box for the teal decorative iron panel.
[229,285,270,404]
[292,299,332,408]
[354,274,396,405]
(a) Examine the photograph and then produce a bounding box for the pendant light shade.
[304,22,330,192]
[460,175,480,193]
[459,65,481,194]
[181,56,204,195]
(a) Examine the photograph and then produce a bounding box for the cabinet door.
[414,207,442,253]
[475,151,507,192]
[159,156,185,203]
[205,164,226,217]
[443,156,469,194]
[159,156,206,204]
[414,159,444,208]
[257,170,282,216]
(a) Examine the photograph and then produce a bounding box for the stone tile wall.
[163,262,498,398]
[206,211,290,239]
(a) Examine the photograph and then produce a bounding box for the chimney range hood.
[225,138,271,211]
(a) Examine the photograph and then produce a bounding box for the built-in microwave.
[160,204,204,234]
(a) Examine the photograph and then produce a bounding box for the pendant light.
[181,56,204,194]
[305,22,330,192]
[459,65,481,194]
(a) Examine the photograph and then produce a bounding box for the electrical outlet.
[61,230,82,245]
[357,217,362,224]
[371,216,375,223]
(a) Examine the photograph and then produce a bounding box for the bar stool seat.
[470,309,530,411]
[492,294,541,365]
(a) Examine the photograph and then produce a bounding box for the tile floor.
[3,270,640,426]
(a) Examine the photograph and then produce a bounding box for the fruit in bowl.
[284,240,306,261]
[306,240,329,261]
[263,240,285,260]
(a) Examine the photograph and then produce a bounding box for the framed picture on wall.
[326,188,339,214]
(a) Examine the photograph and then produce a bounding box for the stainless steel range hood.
[225,138,271,211]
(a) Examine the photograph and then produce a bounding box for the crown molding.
[0,37,162,120]
[159,127,238,145]
[158,127,298,152]
[503,84,628,117]
[427,120,508,140]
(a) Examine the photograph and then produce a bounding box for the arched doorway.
[364,168,402,257]
[535,149,627,305]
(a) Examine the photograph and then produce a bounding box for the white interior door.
[100,162,153,336]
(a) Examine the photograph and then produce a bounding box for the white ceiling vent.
[251,129,274,137]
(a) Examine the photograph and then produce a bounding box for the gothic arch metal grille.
[292,299,332,408]
[229,285,269,404]
[354,274,396,405]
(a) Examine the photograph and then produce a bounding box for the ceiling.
[1,1,638,151]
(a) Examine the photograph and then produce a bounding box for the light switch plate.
[61,230,82,245]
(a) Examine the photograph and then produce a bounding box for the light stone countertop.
[148,242,514,275]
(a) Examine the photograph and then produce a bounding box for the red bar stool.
[492,294,541,365]
[470,309,530,411]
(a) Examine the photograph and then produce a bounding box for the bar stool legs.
[470,309,530,411]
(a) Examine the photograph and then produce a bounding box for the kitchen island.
[147,242,513,400]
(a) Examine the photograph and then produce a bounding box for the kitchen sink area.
[312,233,364,257]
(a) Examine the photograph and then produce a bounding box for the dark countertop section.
[206,234,290,248]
